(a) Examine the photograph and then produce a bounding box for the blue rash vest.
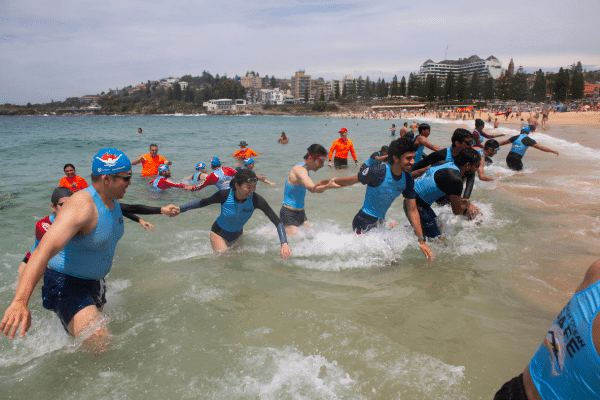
[51,186,124,280]
[282,162,308,209]
[363,152,380,168]
[151,176,164,192]
[361,164,411,219]
[509,134,530,157]
[529,279,600,399]
[216,190,255,232]
[214,167,233,190]
[415,161,460,206]
[445,147,454,162]
[473,129,484,146]
[192,171,203,183]
[413,135,425,163]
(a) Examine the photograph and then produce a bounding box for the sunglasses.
[111,173,132,182]
[245,177,258,183]
[309,155,323,160]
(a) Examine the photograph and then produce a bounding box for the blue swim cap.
[92,148,132,175]
[210,157,221,167]
[158,164,169,172]
[195,162,206,171]
[521,125,531,133]
[243,157,255,166]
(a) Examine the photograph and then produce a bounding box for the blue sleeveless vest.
[52,187,124,280]
[216,190,255,232]
[282,162,308,209]
[445,147,454,162]
[361,164,407,219]
[509,134,529,157]
[529,279,600,399]
[192,171,203,183]
[415,161,459,206]
[413,135,425,163]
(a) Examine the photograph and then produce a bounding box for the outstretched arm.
[532,144,559,156]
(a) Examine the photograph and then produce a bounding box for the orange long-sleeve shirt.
[329,138,357,161]
[233,148,259,159]
[59,175,88,192]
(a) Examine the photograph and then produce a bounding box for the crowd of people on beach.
[2,118,596,400]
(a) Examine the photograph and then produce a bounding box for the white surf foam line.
[160,229,215,262]
[184,284,226,304]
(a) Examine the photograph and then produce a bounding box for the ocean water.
[1,114,599,399]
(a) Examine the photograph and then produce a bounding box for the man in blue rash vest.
[332,138,434,259]
[494,258,600,400]
[472,118,505,148]
[186,162,208,183]
[1,148,136,341]
[496,125,559,171]
[280,144,341,236]
[178,168,291,259]
[239,158,276,187]
[412,123,443,163]
[406,148,482,239]
[475,139,502,182]
[364,145,389,168]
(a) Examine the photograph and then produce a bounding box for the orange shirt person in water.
[328,128,358,169]
[58,164,88,192]
[233,141,261,159]
[131,143,172,176]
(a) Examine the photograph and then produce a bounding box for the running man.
[1,148,138,341]
[472,118,505,148]
[328,128,358,169]
[186,157,236,192]
[333,138,434,259]
[495,258,600,400]
[178,169,291,259]
[364,145,389,168]
[280,144,341,235]
[497,125,559,171]
[390,124,396,136]
[150,164,187,191]
[475,140,501,181]
[408,148,481,239]
[412,123,442,163]
[132,143,172,176]
[59,164,88,192]
[233,141,261,159]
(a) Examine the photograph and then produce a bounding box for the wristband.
[418,237,426,242]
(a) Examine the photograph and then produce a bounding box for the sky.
[1,0,599,104]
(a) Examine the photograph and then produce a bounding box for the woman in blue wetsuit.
[179,169,291,259]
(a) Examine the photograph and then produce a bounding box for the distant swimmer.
[233,141,261,159]
[408,148,482,239]
[364,145,389,168]
[137,128,143,134]
[475,140,501,181]
[239,158,276,186]
[278,132,289,144]
[328,128,358,169]
[131,143,172,177]
[495,258,600,400]
[59,163,88,192]
[399,122,408,136]
[186,157,236,192]
[150,164,187,191]
[472,118,505,148]
[178,169,291,259]
[280,144,341,236]
[333,138,434,259]
[412,123,443,163]
[187,162,208,183]
[497,125,559,171]
[390,124,396,136]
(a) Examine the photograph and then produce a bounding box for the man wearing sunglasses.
[2,148,135,344]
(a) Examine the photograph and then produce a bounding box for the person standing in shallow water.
[278,132,289,144]
[328,128,358,169]
[59,164,88,192]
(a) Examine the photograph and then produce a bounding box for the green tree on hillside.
[531,69,547,101]
[570,61,584,99]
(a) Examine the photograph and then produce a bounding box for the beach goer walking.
[280,144,340,235]
[390,124,396,136]
[1,148,136,341]
[132,144,172,176]
[233,141,261,159]
[527,112,539,132]
[494,258,600,400]
[399,122,408,136]
[328,128,358,169]
[178,169,291,259]
[186,157,236,192]
[59,164,88,192]
[497,125,559,171]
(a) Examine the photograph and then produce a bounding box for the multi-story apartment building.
[291,70,311,100]
[418,55,504,81]
[240,73,262,89]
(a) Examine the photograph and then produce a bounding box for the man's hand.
[161,204,180,217]
[419,241,434,259]
[280,243,291,260]
[1,301,32,339]
[138,218,154,231]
